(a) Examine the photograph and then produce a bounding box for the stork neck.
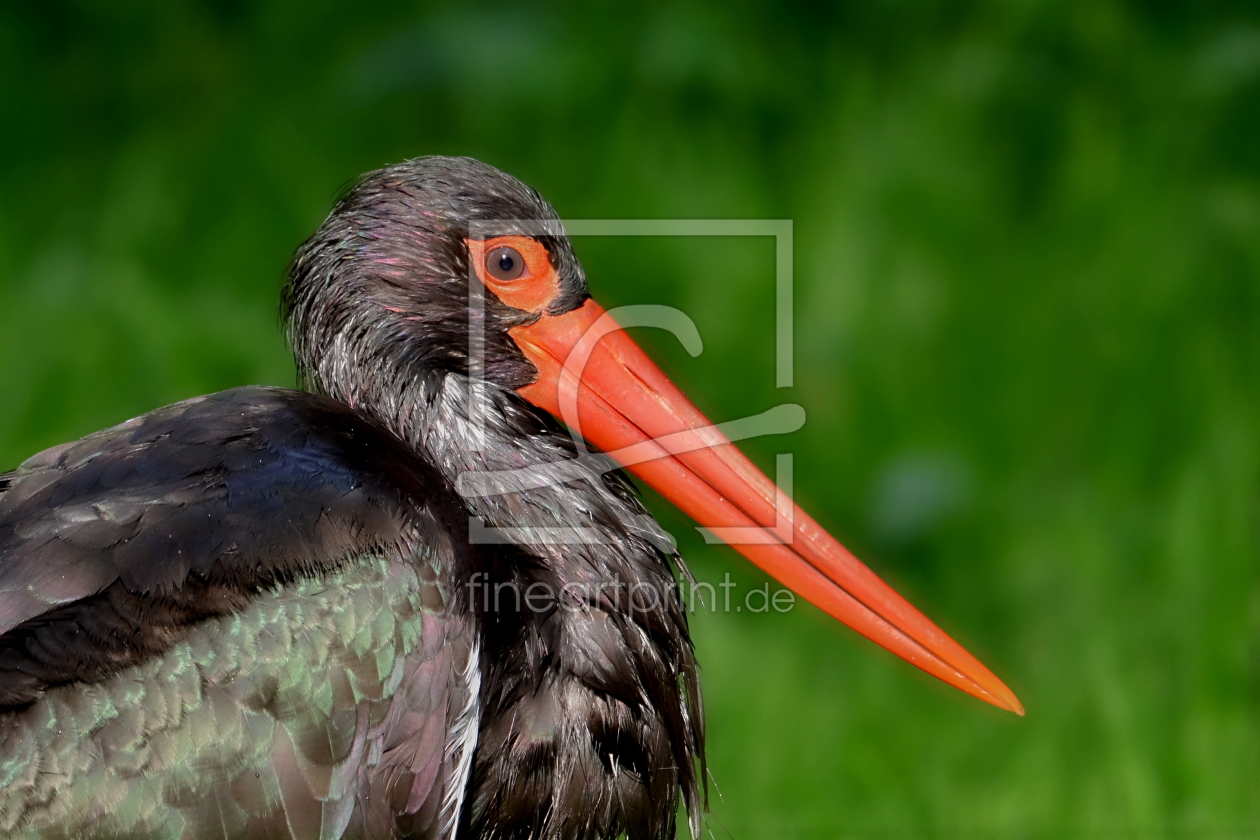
[324,367,675,562]
[319,365,704,840]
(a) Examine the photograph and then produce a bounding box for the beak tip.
[990,686,1025,716]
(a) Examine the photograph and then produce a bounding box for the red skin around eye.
[466,236,560,314]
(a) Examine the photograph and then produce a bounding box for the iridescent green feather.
[0,553,456,840]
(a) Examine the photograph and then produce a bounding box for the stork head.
[283,156,1023,717]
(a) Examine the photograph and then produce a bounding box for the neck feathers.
[330,368,707,839]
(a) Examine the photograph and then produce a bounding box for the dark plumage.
[0,388,463,708]
[0,157,702,839]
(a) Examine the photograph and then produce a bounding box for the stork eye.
[485,246,525,281]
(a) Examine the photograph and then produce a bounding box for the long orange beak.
[510,298,1023,715]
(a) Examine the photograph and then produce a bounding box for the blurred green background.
[2,2,1257,837]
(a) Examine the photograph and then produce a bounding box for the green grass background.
[1,2,1257,837]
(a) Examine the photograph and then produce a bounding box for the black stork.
[0,157,1021,840]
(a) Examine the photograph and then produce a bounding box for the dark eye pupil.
[485,245,526,280]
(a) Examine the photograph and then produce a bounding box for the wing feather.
[0,387,481,839]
